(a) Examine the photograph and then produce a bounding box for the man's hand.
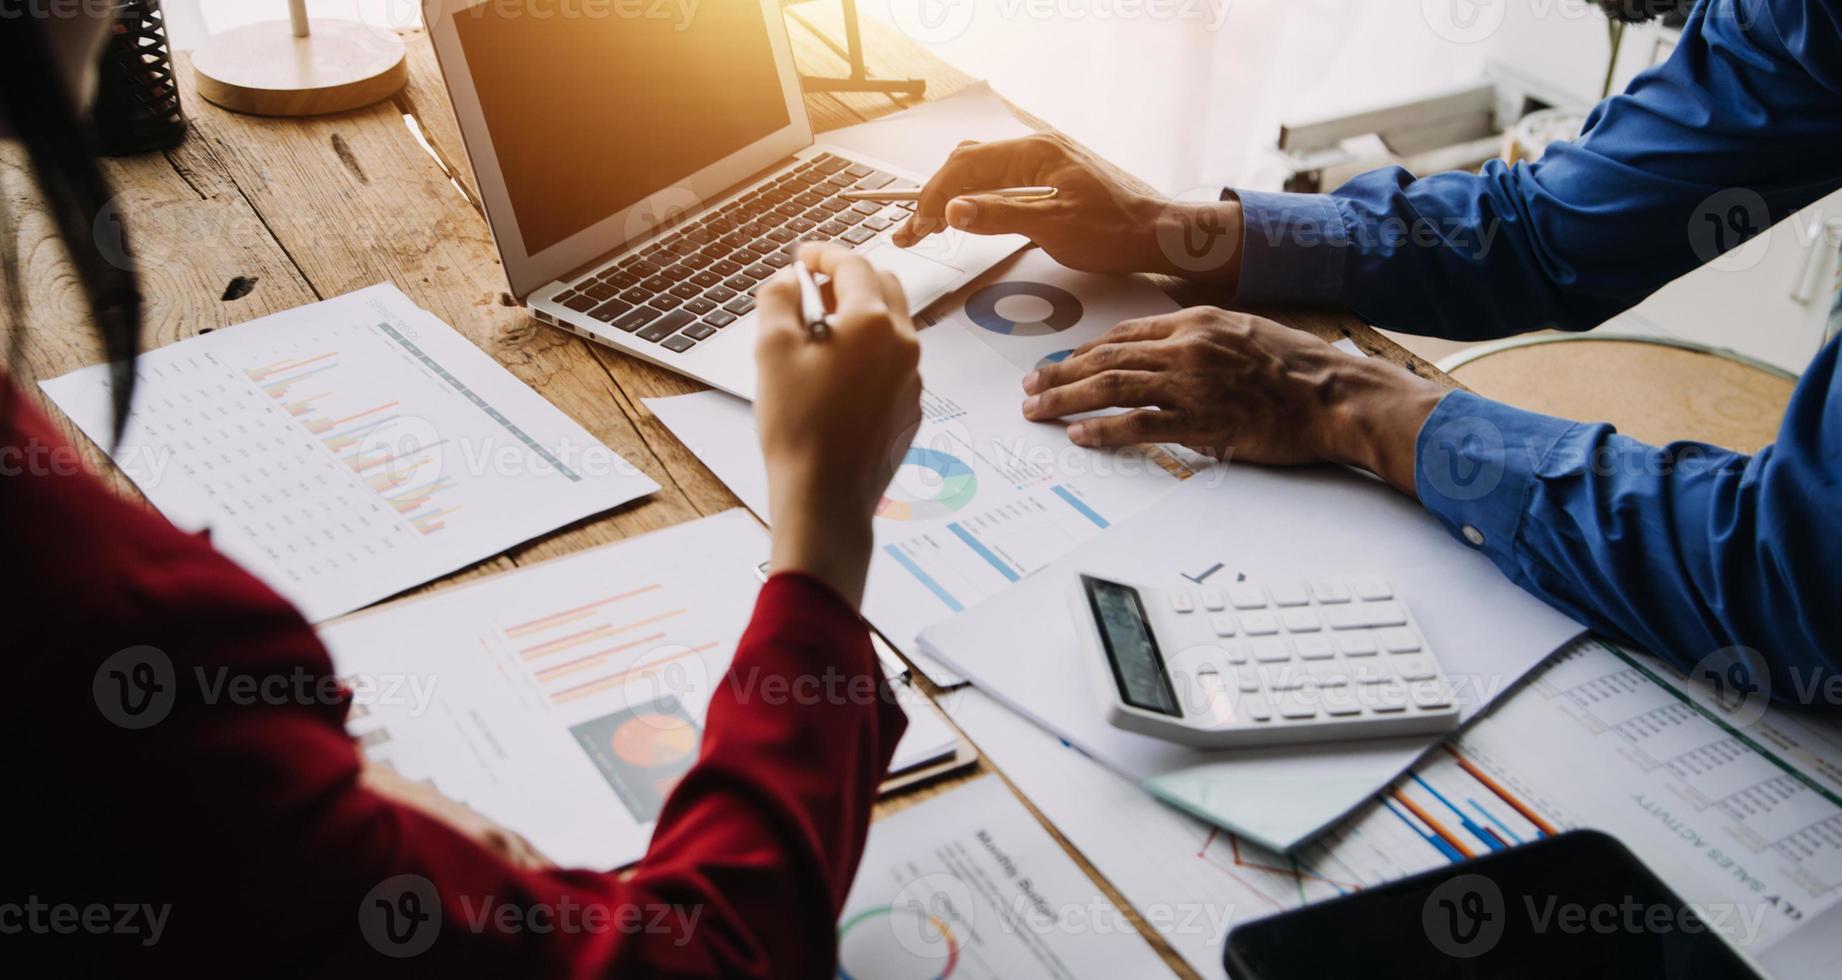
[891,133,1245,284]
[754,245,923,606]
[1020,307,1448,495]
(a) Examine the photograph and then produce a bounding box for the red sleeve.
[3,377,904,976]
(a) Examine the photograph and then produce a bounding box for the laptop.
[424,0,1025,400]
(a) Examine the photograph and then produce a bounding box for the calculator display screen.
[1083,576,1180,717]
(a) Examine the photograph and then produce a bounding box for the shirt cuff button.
[1462,525,1486,546]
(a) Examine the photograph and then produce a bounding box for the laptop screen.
[452,1,793,256]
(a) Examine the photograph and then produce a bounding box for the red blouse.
[1,376,905,975]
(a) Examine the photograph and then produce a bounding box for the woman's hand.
[755,245,923,606]
[361,758,554,872]
[890,132,1245,283]
[1020,307,1447,495]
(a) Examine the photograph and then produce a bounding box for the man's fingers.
[894,137,1048,245]
[1024,339,1179,393]
[1021,370,1170,420]
[942,194,1054,236]
[1069,316,1181,359]
[1066,409,1196,447]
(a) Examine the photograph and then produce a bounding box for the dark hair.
[0,8,141,444]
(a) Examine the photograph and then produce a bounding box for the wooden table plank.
[161,46,711,573]
[4,20,1474,977]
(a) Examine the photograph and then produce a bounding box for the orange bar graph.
[307,401,400,434]
[534,632,667,682]
[519,609,686,660]
[1393,790,1475,860]
[504,584,664,638]
[552,643,719,705]
[1442,746,1560,837]
[248,351,335,382]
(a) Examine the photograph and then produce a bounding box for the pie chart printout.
[964,281,1083,336]
[877,447,979,521]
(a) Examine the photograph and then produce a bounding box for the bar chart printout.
[40,284,656,621]
[320,510,769,871]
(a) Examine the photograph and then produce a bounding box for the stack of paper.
[917,464,1585,851]
[649,251,1191,684]
[41,284,657,621]
[840,776,1171,979]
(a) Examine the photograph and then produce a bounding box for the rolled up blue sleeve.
[1414,338,1842,706]
[1236,0,1842,339]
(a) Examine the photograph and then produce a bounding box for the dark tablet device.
[1224,830,1762,980]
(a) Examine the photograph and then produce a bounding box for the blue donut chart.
[965,282,1083,336]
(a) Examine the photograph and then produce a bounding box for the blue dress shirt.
[1232,0,1839,705]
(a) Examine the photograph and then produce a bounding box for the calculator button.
[1252,637,1292,663]
[1221,642,1250,665]
[1410,679,1455,710]
[1321,685,1363,716]
[1281,608,1321,632]
[1365,680,1411,713]
[1269,579,1311,606]
[1351,575,1393,600]
[1379,627,1422,653]
[1234,668,1262,692]
[1275,692,1320,720]
[1239,611,1281,636]
[1227,583,1267,609]
[1293,635,1336,660]
[1209,614,1238,638]
[1201,588,1226,611]
[1262,664,1306,690]
[1310,579,1352,603]
[1308,660,1353,683]
[1324,601,1407,630]
[1396,657,1438,682]
[1241,693,1273,722]
[1168,589,1196,613]
[1337,632,1379,657]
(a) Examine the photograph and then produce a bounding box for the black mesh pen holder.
[93,0,186,156]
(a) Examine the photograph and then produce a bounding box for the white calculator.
[1071,572,1461,748]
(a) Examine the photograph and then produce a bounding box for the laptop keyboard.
[550,153,916,354]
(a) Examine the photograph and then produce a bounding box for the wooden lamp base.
[193,20,407,117]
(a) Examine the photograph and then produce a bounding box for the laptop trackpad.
[859,241,964,309]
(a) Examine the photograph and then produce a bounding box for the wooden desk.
[2,10,1457,977]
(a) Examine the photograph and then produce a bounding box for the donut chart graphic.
[877,447,978,521]
[965,281,1083,336]
[610,712,698,768]
[1035,348,1075,371]
[836,905,961,980]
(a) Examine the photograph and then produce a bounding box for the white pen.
[839,185,1058,203]
[795,260,829,340]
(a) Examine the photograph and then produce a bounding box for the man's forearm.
[1317,357,1448,500]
